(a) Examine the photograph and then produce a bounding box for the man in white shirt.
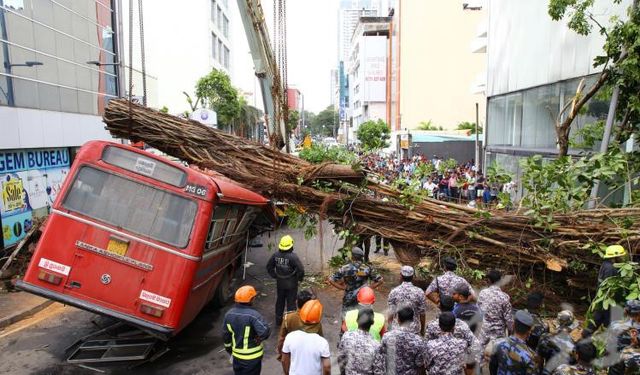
[422,178,438,198]
[282,300,331,375]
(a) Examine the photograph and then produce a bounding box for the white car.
[322,137,339,147]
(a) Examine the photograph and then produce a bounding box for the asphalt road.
[0,225,410,375]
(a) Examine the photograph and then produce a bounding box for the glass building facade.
[0,0,119,115]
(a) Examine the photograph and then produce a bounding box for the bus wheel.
[213,271,233,306]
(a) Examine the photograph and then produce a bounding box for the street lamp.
[86,60,120,66]
[3,61,43,68]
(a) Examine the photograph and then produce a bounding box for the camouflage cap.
[351,247,365,258]
[400,265,415,277]
[626,300,640,315]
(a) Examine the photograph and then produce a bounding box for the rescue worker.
[267,235,305,326]
[387,265,427,334]
[478,270,514,348]
[425,256,475,306]
[524,292,549,350]
[223,285,271,375]
[328,246,383,315]
[277,289,323,364]
[552,340,597,375]
[584,245,627,336]
[619,325,640,374]
[341,286,386,341]
[424,312,468,375]
[338,308,380,375]
[606,300,640,375]
[537,310,578,375]
[282,299,331,375]
[373,306,427,375]
[489,310,539,375]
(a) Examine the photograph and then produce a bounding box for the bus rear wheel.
[213,271,233,307]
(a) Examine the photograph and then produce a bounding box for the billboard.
[0,148,71,248]
[363,36,387,102]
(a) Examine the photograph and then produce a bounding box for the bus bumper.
[16,280,174,340]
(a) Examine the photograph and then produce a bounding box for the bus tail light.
[140,303,164,318]
[38,270,63,285]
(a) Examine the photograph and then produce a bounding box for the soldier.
[619,327,640,374]
[537,310,578,375]
[266,235,305,326]
[387,265,427,334]
[606,300,640,375]
[478,270,514,347]
[338,308,380,375]
[552,340,597,375]
[373,306,426,375]
[489,310,539,375]
[524,292,549,350]
[424,312,468,375]
[425,256,475,306]
[328,247,383,315]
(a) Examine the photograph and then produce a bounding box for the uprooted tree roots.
[103,99,640,303]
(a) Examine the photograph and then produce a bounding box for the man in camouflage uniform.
[537,310,579,375]
[524,292,549,350]
[479,270,514,347]
[338,308,380,375]
[489,310,539,375]
[425,295,481,368]
[387,266,427,334]
[552,340,597,375]
[373,306,426,375]
[329,247,383,314]
[424,312,467,375]
[425,256,475,305]
[607,300,640,375]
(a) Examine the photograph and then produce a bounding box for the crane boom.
[236,0,288,150]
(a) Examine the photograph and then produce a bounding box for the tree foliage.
[195,69,241,126]
[287,110,300,132]
[417,120,439,131]
[298,144,357,165]
[356,119,390,151]
[310,106,339,136]
[456,121,483,134]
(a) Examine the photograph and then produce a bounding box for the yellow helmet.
[604,245,627,259]
[279,235,294,251]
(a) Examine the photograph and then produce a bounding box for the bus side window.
[205,204,229,251]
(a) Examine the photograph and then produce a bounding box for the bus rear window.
[102,146,187,187]
[63,167,197,248]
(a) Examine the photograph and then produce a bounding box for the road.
[0,225,408,375]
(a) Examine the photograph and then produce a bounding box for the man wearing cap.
[387,265,428,334]
[489,310,539,375]
[267,235,305,326]
[223,285,271,375]
[552,340,597,375]
[338,308,380,375]
[328,246,383,315]
[424,312,468,375]
[373,306,427,375]
[606,299,640,374]
[452,283,482,335]
[537,310,579,375]
[425,256,475,306]
[478,270,514,347]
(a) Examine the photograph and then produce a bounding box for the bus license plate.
[107,238,129,257]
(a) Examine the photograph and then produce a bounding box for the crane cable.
[138,0,147,107]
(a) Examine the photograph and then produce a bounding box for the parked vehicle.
[17,141,274,339]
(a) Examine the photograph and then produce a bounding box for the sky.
[233,0,339,114]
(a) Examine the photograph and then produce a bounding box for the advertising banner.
[0,148,70,248]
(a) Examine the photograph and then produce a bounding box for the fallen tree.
[103,100,640,301]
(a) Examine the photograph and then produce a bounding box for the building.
[387,1,486,132]
[484,0,630,198]
[347,17,390,141]
[0,0,123,249]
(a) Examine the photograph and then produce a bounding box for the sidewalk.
[0,291,53,330]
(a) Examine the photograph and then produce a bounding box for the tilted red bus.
[17,141,274,339]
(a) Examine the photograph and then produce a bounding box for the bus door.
[60,166,198,312]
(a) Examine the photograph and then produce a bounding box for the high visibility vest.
[345,309,385,342]
[225,324,264,360]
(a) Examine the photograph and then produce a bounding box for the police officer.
[328,246,383,315]
[552,340,597,375]
[341,286,386,342]
[223,285,271,375]
[373,306,427,375]
[338,308,380,375]
[425,256,475,306]
[489,310,539,375]
[387,265,427,334]
[537,310,578,375]
[266,235,305,326]
[606,300,640,375]
[524,292,549,350]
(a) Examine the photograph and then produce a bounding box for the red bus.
[17,141,274,339]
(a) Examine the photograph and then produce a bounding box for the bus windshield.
[62,166,197,248]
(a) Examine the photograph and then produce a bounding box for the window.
[218,40,224,64]
[63,167,197,248]
[223,15,229,38]
[205,204,229,250]
[212,33,218,60]
[211,0,217,24]
[102,146,187,187]
[217,6,222,27]
[223,46,230,69]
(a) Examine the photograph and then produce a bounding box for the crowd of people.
[362,153,516,207]
[222,236,640,375]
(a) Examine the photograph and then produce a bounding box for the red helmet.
[357,286,375,305]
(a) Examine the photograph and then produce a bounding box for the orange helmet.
[357,286,375,305]
[235,285,257,303]
[299,299,323,324]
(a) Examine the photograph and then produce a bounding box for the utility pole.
[475,102,480,170]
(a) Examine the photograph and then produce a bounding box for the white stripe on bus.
[51,209,201,262]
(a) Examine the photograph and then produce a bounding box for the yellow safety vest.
[345,309,385,342]
[225,324,264,360]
